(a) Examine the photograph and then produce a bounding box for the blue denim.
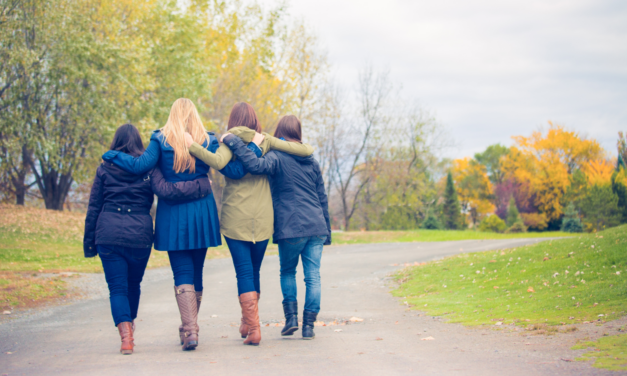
[278,236,326,313]
[224,237,269,295]
[97,245,151,326]
[167,248,208,291]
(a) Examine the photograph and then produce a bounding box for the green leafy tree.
[580,185,621,232]
[380,206,418,230]
[506,197,521,227]
[479,215,507,233]
[474,144,509,184]
[611,170,627,223]
[443,171,463,229]
[560,202,583,233]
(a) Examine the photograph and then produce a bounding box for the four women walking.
[84,98,331,355]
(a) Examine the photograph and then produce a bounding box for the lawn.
[572,331,627,371]
[333,229,572,244]
[393,224,627,327]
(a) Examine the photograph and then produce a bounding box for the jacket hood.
[102,162,144,183]
[289,154,315,165]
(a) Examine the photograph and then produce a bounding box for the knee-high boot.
[239,292,259,339]
[239,291,261,345]
[179,290,203,345]
[174,285,199,351]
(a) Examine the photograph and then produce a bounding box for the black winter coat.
[224,135,331,245]
[83,163,212,257]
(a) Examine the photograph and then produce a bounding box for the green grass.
[573,331,627,371]
[393,224,627,327]
[333,229,573,244]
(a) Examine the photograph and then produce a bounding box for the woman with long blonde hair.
[102,98,234,351]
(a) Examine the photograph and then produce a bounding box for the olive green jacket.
[188,127,314,242]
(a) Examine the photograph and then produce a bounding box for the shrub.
[380,206,418,230]
[581,184,621,232]
[506,221,527,233]
[506,197,521,227]
[521,212,548,231]
[479,215,507,233]
[561,202,583,233]
[421,212,442,230]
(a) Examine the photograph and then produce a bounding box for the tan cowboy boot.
[174,285,199,351]
[239,291,261,346]
[117,322,134,355]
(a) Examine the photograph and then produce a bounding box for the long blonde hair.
[160,98,209,173]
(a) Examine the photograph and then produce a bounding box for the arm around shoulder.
[189,142,233,170]
[266,135,314,157]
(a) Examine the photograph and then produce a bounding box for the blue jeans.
[97,245,151,326]
[167,248,208,291]
[278,236,326,313]
[224,237,269,295]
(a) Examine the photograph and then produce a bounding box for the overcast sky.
[270,0,627,159]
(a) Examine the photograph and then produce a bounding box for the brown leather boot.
[174,285,199,351]
[117,322,134,355]
[179,290,203,345]
[239,291,261,346]
[239,292,259,339]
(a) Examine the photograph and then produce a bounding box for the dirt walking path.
[0,239,622,375]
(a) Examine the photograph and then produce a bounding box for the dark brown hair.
[227,102,261,133]
[273,115,302,143]
[110,123,145,157]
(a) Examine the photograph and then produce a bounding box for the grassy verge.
[333,229,572,244]
[572,330,627,371]
[393,224,627,327]
[0,271,71,313]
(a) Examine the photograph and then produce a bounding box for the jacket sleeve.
[101,139,160,175]
[149,167,211,200]
[314,162,332,245]
[188,142,232,170]
[219,142,263,180]
[223,134,280,175]
[265,135,314,156]
[83,169,104,257]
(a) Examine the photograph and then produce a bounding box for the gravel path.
[0,239,623,375]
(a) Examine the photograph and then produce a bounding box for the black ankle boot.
[281,301,299,336]
[302,310,317,340]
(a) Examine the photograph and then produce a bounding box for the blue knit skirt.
[154,193,222,251]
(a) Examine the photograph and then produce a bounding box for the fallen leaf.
[6,352,12,354]
[495,322,503,326]
[543,257,549,261]
[375,337,383,341]
[421,336,435,341]
[527,287,535,293]
[489,260,496,263]
[2,311,11,315]
[314,321,325,327]
[349,317,364,322]
[395,321,399,325]
[561,358,573,362]
[334,329,343,332]
[493,286,499,289]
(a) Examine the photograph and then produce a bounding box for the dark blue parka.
[223,134,331,245]
[83,163,211,257]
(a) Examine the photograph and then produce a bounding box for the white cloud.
[270,0,627,158]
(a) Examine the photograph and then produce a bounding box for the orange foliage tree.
[452,158,494,227]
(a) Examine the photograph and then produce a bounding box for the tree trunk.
[28,157,74,211]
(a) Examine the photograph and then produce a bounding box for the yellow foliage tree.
[503,123,605,222]
[582,159,615,186]
[452,158,494,227]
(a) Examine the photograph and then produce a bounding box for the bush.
[380,206,419,230]
[561,202,583,233]
[421,212,442,230]
[479,215,507,233]
[506,197,521,227]
[521,212,548,231]
[506,221,527,233]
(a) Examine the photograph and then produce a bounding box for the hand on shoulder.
[184,132,194,148]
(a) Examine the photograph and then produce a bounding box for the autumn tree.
[474,144,509,184]
[452,157,493,228]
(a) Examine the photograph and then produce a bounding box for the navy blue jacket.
[224,135,331,245]
[83,163,211,257]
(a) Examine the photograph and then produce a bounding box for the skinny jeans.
[97,245,151,326]
[167,248,208,291]
[224,237,269,295]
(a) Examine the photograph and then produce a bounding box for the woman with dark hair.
[184,102,314,346]
[221,115,331,340]
[84,123,212,355]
